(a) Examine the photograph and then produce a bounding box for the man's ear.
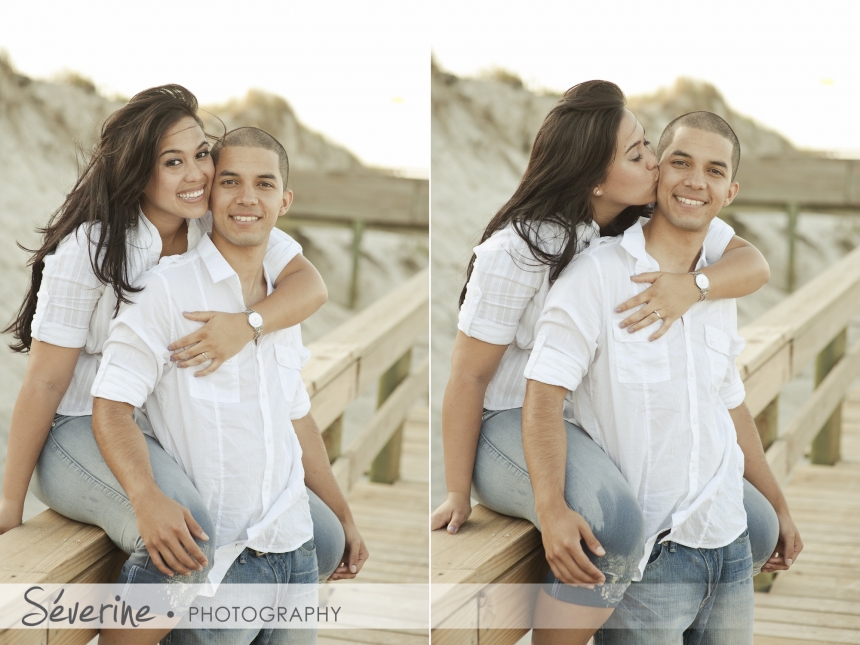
[723,181,739,207]
[279,189,293,217]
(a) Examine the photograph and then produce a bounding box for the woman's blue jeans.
[31,413,345,583]
[471,408,779,608]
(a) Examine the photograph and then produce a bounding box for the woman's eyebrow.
[625,140,643,154]
[159,141,209,157]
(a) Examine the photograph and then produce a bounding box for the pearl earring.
[595,188,602,196]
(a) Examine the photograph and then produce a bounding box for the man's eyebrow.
[710,160,729,170]
[257,173,278,180]
[159,141,208,158]
[670,149,692,159]
[218,169,239,176]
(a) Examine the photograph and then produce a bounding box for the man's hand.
[539,503,606,586]
[329,520,368,580]
[761,511,803,573]
[133,487,210,577]
[431,491,472,534]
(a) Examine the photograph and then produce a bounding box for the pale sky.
[0,0,429,175]
[432,0,860,156]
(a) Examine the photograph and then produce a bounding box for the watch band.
[690,272,709,302]
[244,309,263,340]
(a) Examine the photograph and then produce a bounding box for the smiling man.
[522,112,801,644]
[90,127,365,645]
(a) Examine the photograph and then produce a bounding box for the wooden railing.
[725,156,860,292]
[432,246,860,643]
[0,268,428,643]
[280,170,429,308]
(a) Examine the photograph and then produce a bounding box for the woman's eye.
[632,154,643,162]
[166,159,182,167]
[197,149,210,159]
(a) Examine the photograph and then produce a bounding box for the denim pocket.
[646,542,664,566]
[298,538,316,557]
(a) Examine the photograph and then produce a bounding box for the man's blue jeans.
[162,541,319,645]
[594,530,754,645]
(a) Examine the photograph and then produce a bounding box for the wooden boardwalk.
[320,405,429,645]
[752,386,860,645]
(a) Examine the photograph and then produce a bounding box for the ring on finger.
[201,352,210,362]
[653,310,662,320]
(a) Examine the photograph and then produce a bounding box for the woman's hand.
[0,497,24,535]
[329,520,369,581]
[431,491,473,534]
[761,512,803,573]
[616,272,700,341]
[168,312,254,376]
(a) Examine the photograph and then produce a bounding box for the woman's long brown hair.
[5,84,205,352]
[459,80,650,307]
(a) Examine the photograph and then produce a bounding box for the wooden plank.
[753,620,860,644]
[316,628,428,644]
[346,358,429,488]
[755,593,860,616]
[0,511,116,583]
[738,334,791,418]
[783,339,860,465]
[0,629,46,645]
[288,170,428,229]
[432,506,541,586]
[733,157,860,208]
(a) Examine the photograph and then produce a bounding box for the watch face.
[695,274,710,290]
[248,312,264,328]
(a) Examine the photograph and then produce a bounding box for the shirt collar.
[195,232,274,293]
[136,208,162,261]
[620,217,708,273]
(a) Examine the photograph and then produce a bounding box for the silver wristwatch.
[244,309,264,340]
[690,272,710,302]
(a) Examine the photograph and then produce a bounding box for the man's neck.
[641,210,708,273]
[211,234,268,308]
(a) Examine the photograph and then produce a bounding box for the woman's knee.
[743,479,779,573]
[577,487,645,582]
[308,490,345,581]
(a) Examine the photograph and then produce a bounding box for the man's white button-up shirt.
[524,220,748,580]
[92,233,313,588]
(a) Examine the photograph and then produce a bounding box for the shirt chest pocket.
[612,327,671,384]
[275,345,310,406]
[704,325,731,390]
[187,358,240,402]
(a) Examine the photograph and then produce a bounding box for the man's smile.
[674,195,707,207]
[229,213,262,222]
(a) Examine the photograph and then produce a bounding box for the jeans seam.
[478,434,530,482]
[45,431,135,512]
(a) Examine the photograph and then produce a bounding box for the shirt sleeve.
[263,227,303,281]
[91,272,173,408]
[523,254,604,392]
[702,217,736,265]
[458,228,548,345]
[31,226,107,348]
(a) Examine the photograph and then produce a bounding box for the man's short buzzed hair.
[211,126,290,187]
[657,112,741,181]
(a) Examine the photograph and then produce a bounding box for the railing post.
[322,415,343,464]
[786,202,799,293]
[369,349,412,483]
[754,397,779,451]
[810,328,847,465]
[752,396,779,592]
[349,218,365,309]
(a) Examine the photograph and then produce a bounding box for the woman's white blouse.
[30,211,302,416]
[457,217,737,411]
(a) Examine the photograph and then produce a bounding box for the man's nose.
[684,167,707,189]
[237,186,258,205]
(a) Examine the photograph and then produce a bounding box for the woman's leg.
[742,478,779,575]
[472,408,646,643]
[307,488,345,581]
[32,414,215,579]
